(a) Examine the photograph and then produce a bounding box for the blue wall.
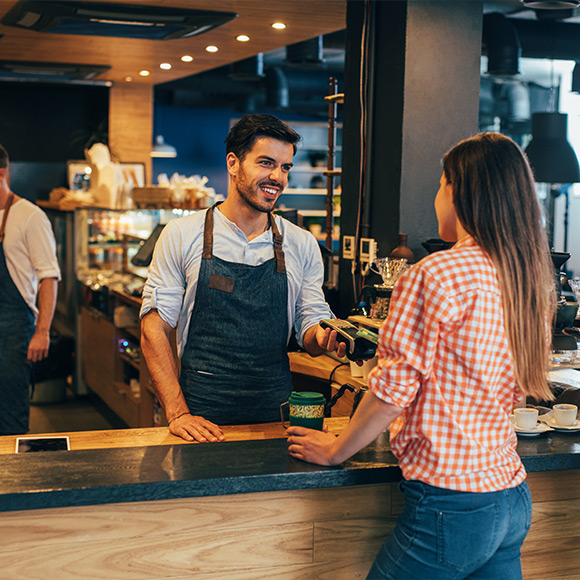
[151,105,324,197]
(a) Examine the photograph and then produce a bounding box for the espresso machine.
[551,251,579,363]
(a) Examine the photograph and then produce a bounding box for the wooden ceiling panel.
[0,0,346,84]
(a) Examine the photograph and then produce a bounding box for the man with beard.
[140,115,345,442]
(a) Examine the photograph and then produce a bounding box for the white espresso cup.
[513,408,538,430]
[553,403,578,427]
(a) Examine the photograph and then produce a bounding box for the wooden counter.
[1,417,580,579]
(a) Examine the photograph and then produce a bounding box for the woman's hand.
[287,426,341,465]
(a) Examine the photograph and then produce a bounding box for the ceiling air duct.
[1,1,238,40]
[483,13,521,76]
[228,55,265,81]
[0,60,111,84]
[285,37,324,68]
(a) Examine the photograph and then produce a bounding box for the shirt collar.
[452,234,475,250]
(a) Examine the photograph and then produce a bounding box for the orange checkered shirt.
[368,236,526,492]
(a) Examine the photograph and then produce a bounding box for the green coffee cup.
[285,391,326,431]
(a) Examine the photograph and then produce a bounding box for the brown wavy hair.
[443,132,556,401]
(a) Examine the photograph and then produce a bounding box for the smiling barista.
[140,114,346,443]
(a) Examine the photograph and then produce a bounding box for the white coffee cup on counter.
[513,408,539,430]
[553,403,578,427]
[350,360,363,378]
[362,355,379,382]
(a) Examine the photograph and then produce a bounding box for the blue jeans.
[366,479,532,580]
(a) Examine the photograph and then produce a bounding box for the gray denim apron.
[179,204,292,424]
[0,194,35,435]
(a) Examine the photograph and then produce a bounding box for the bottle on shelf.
[390,233,415,264]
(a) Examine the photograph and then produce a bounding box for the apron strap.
[269,213,286,274]
[202,202,220,260]
[203,203,287,274]
[0,193,15,243]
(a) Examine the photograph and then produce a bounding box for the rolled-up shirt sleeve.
[140,220,186,328]
[28,210,61,282]
[293,232,334,345]
[367,263,456,408]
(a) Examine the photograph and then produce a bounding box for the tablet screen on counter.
[15,436,70,453]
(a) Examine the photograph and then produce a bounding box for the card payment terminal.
[320,319,378,361]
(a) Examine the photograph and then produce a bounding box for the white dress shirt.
[140,207,334,358]
[0,198,61,320]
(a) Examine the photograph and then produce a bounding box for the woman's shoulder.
[411,240,493,289]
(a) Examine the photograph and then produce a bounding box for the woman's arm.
[287,391,403,465]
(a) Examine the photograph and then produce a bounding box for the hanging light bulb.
[150,135,177,158]
[525,113,579,183]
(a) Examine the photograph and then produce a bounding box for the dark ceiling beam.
[510,18,580,60]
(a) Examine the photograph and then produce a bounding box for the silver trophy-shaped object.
[370,257,408,289]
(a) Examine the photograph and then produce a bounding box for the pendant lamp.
[150,135,177,158]
[524,112,580,183]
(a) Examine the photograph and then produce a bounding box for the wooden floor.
[29,390,124,434]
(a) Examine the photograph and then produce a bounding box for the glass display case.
[75,207,197,285]
[74,206,197,425]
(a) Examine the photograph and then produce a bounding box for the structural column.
[339,0,482,315]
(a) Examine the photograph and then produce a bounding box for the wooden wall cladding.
[0,484,395,580]
[0,471,579,578]
[108,84,153,184]
[523,470,580,580]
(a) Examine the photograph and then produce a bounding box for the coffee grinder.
[551,251,579,363]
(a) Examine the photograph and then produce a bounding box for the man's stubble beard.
[235,164,281,214]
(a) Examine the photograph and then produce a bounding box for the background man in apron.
[141,115,346,443]
[0,144,60,435]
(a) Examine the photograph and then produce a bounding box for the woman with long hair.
[287,132,556,580]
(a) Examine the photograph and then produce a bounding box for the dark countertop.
[1,429,580,513]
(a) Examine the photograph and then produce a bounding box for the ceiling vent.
[1,1,238,40]
[0,61,111,83]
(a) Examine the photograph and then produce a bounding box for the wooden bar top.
[0,417,351,456]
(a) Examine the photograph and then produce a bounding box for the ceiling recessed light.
[160,63,172,70]
[139,70,150,77]
[272,22,286,30]
[206,45,219,53]
[181,55,193,62]
[236,34,250,42]
[124,76,133,82]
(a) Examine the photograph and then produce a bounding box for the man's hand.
[169,413,225,443]
[287,425,341,465]
[303,323,348,358]
[27,329,50,364]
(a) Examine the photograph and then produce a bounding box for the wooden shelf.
[298,209,341,218]
[284,188,341,195]
[114,381,141,404]
[119,352,140,370]
[324,93,345,104]
[120,326,140,340]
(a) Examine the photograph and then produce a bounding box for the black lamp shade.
[524,112,580,183]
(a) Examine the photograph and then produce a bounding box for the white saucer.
[539,412,580,432]
[512,421,553,436]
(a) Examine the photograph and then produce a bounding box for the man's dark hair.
[0,144,8,170]
[225,114,302,160]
